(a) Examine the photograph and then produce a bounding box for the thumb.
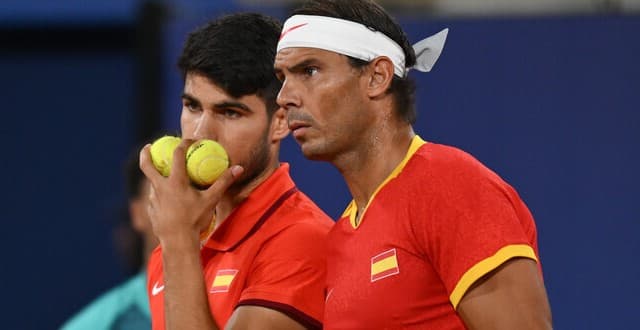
[203,165,244,199]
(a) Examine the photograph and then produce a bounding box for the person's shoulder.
[412,142,495,176]
[260,194,333,252]
[402,142,509,193]
[275,189,334,229]
[119,272,147,292]
[258,220,331,263]
[60,274,145,330]
[415,142,479,165]
[410,142,519,202]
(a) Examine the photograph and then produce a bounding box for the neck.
[335,124,415,212]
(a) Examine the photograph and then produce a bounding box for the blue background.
[1,1,638,329]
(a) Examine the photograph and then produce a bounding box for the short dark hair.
[292,0,417,124]
[178,13,283,115]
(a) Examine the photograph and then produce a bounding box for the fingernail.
[231,165,244,177]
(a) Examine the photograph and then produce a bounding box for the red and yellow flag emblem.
[371,248,399,282]
[210,269,238,293]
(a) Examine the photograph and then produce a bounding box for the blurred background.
[1,0,638,329]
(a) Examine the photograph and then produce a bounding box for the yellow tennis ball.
[149,135,181,177]
[186,139,229,187]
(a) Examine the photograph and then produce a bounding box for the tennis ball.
[186,139,229,187]
[149,135,181,177]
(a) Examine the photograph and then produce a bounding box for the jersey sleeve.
[237,222,328,329]
[414,152,539,309]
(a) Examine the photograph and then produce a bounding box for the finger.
[146,186,155,213]
[148,184,156,203]
[168,138,193,184]
[203,165,244,200]
[139,144,163,183]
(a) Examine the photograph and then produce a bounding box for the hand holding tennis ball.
[146,137,233,250]
[149,135,181,177]
[186,139,230,187]
[149,136,229,188]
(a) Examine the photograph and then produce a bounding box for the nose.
[277,79,300,111]
[192,112,218,141]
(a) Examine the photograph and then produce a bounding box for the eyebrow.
[181,93,201,107]
[181,92,253,113]
[275,58,320,75]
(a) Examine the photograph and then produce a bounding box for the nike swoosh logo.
[152,281,164,296]
[279,23,308,41]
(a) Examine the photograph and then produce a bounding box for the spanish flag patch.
[371,248,399,282]
[210,269,238,293]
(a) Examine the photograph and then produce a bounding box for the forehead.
[275,47,348,69]
[184,73,225,95]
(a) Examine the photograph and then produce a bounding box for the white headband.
[277,15,448,77]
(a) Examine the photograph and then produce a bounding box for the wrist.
[159,231,201,253]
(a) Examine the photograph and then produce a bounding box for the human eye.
[183,100,200,112]
[304,66,318,77]
[222,108,241,119]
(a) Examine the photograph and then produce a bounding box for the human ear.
[269,107,290,142]
[367,56,394,98]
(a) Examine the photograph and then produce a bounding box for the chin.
[300,145,332,162]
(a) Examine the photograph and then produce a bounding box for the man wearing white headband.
[275,0,552,329]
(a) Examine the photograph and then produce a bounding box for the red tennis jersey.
[148,164,333,329]
[324,136,542,329]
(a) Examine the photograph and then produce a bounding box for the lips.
[289,121,309,131]
[288,121,310,139]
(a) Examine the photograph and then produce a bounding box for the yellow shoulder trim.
[343,135,427,228]
[449,244,538,309]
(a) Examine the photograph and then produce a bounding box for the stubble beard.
[230,128,272,191]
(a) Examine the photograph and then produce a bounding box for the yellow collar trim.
[342,135,427,228]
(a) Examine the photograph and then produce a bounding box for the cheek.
[219,121,268,163]
[314,75,360,113]
[305,84,337,123]
[316,86,355,125]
